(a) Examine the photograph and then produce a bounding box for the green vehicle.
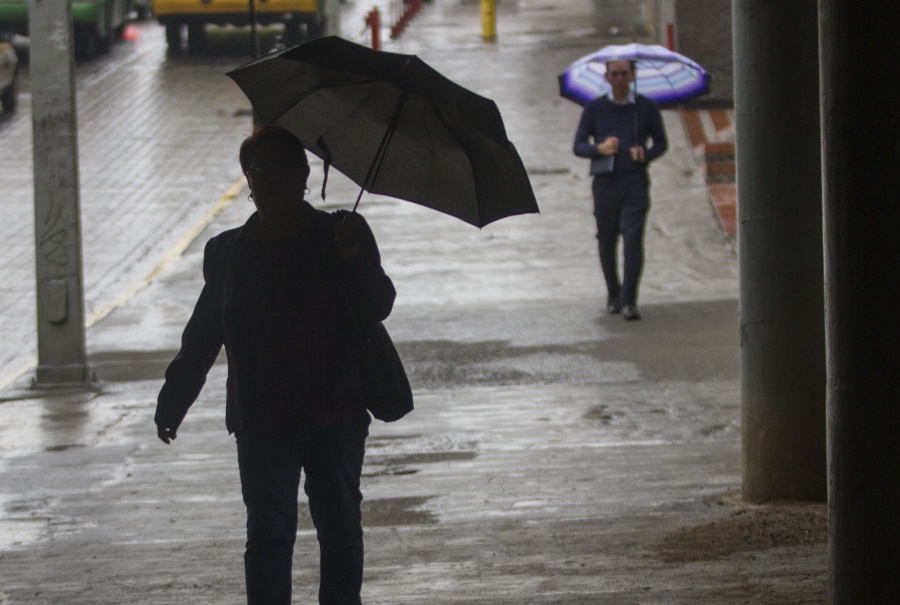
[0,0,134,59]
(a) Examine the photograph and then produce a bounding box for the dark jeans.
[236,413,370,605]
[592,172,650,307]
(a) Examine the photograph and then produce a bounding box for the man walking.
[573,59,668,320]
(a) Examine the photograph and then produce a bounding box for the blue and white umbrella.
[558,43,710,107]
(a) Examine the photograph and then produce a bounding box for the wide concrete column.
[29,0,90,386]
[819,1,900,602]
[732,0,825,502]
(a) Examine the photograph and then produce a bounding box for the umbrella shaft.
[354,90,409,212]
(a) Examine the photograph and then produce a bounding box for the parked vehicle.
[0,37,17,113]
[134,0,152,20]
[154,0,323,53]
[0,0,134,59]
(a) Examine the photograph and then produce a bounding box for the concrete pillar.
[819,1,900,602]
[732,0,825,502]
[29,0,90,386]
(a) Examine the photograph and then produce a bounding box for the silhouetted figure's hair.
[240,125,309,176]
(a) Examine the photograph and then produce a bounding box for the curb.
[680,108,736,237]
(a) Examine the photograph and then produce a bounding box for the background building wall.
[676,0,733,106]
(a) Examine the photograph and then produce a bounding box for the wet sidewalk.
[0,1,826,603]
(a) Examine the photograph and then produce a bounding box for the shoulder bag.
[357,321,414,422]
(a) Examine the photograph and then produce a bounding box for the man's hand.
[157,426,177,444]
[335,212,363,260]
[597,136,620,156]
[630,145,646,162]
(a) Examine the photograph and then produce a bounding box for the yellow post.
[481,0,496,42]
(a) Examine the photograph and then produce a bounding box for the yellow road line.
[86,176,245,328]
[0,357,38,393]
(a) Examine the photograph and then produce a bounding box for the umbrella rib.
[429,105,484,226]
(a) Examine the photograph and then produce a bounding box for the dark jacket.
[155,202,396,437]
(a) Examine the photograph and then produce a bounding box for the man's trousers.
[236,413,370,605]
[591,172,650,307]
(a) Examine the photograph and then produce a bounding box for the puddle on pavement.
[87,349,223,382]
[527,166,570,175]
[42,406,90,423]
[584,404,615,424]
[399,340,640,389]
[364,433,479,477]
[0,393,102,456]
[296,496,440,528]
[0,495,95,550]
[362,496,440,526]
[44,444,88,453]
[364,451,478,478]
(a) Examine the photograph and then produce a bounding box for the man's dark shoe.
[606,297,622,314]
[623,305,641,321]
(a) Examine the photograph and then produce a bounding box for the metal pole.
[250,0,260,60]
[250,0,260,129]
[481,0,496,42]
[28,0,90,386]
[367,7,381,51]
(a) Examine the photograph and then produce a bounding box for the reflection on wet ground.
[297,496,441,529]
[394,300,739,389]
[0,493,98,549]
[365,451,479,477]
[364,433,480,478]
[0,391,101,456]
[86,349,224,383]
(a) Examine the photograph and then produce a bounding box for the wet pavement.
[0,1,827,603]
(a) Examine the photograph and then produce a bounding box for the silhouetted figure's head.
[240,126,310,212]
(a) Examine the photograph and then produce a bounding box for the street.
[0,1,827,603]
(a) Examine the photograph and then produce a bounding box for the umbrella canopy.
[558,43,710,107]
[227,36,538,228]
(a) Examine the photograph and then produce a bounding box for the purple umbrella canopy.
[559,43,710,107]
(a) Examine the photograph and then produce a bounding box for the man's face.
[605,60,634,99]
[245,146,309,206]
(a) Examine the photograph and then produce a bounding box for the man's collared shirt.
[607,90,637,105]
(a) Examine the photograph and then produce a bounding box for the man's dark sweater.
[573,94,668,174]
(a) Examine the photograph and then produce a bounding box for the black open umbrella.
[226,36,538,228]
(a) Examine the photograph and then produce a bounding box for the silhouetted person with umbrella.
[573,59,668,320]
[155,126,396,605]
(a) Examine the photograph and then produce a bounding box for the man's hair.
[605,60,637,74]
[239,126,309,175]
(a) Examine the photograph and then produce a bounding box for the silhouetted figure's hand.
[335,212,362,260]
[158,426,177,444]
